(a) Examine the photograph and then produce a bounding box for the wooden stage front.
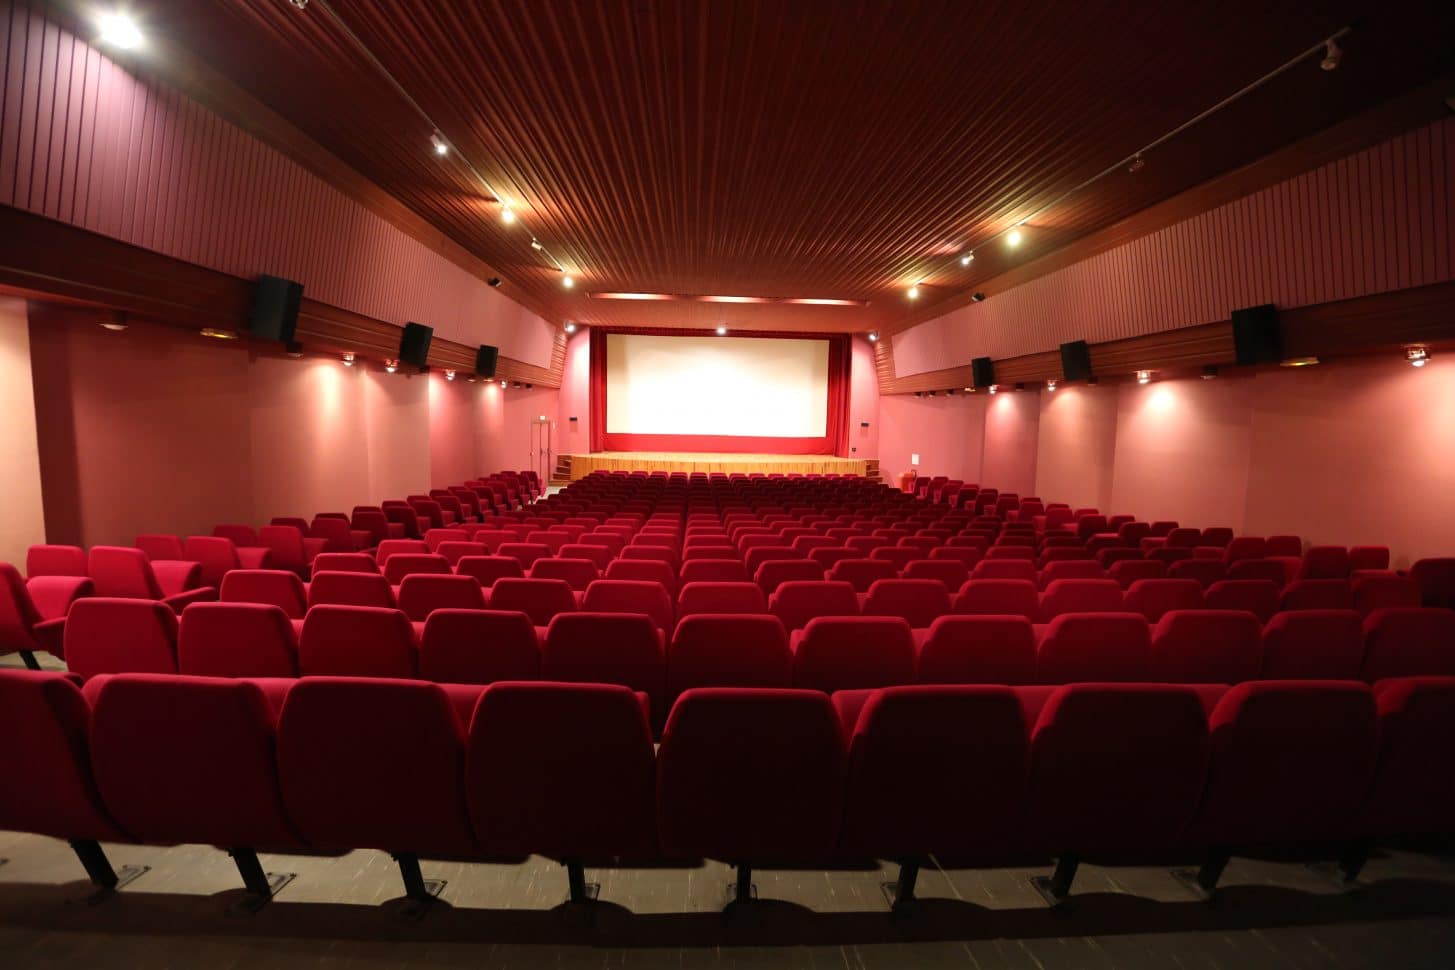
[562,452,871,479]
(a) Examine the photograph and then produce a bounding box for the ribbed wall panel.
[0,1,557,369]
[893,117,1455,377]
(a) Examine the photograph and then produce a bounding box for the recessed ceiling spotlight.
[500,379,508,388]
[530,238,543,251]
[430,132,448,156]
[960,251,975,267]
[285,341,304,359]
[1407,346,1430,368]
[971,292,986,302]
[562,274,575,289]
[1127,154,1146,173]
[1321,38,1342,71]
[867,331,879,343]
[1280,356,1321,368]
[384,358,399,374]
[342,352,355,367]
[1006,228,1023,247]
[564,322,577,334]
[715,325,728,336]
[96,11,143,49]
[288,0,309,8]
[100,311,129,332]
[988,384,999,395]
[907,283,921,300]
[1202,365,1218,380]
[500,205,516,225]
[200,328,239,340]
[444,369,456,381]
[1136,370,1152,384]
[1046,380,1058,392]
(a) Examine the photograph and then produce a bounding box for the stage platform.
[561,451,872,480]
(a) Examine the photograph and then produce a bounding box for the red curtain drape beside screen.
[587,328,851,456]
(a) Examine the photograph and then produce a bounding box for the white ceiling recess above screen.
[605,333,829,437]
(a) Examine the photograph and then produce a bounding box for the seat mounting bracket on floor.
[67,839,150,906]
[1030,854,1079,908]
[1171,848,1231,901]
[393,853,446,920]
[723,864,757,909]
[564,859,599,904]
[880,857,921,913]
[225,848,295,917]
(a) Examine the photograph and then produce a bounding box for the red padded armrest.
[26,575,93,621]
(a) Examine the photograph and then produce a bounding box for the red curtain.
[587,328,851,455]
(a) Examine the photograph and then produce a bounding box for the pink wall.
[847,335,880,461]
[28,306,519,546]
[1034,384,1118,512]
[0,296,44,565]
[0,0,557,367]
[877,393,984,485]
[980,390,1040,496]
[556,330,592,456]
[893,117,1455,374]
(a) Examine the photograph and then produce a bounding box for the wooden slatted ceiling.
[121,0,1454,335]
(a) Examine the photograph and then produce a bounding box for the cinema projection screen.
[605,333,829,437]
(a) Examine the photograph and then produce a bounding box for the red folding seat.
[1362,608,1455,681]
[1036,560,1105,590]
[418,608,539,683]
[682,543,738,561]
[210,525,270,564]
[605,558,678,596]
[181,536,250,588]
[1344,677,1455,878]
[792,535,838,556]
[901,559,971,592]
[1075,515,1109,543]
[1149,547,1194,566]
[26,544,88,577]
[953,578,1039,620]
[1096,547,1144,569]
[838,684,1028,903]
[1116,522,1152,548]
[497,542,554,570]
[435,541,488,567]
[791,615,916,693]
[582,579,674,632]
[1224,559,1286,585]
[529,557,601,591]
[827,558,899,593]
[1222,537,1265,565]
[1036,612,1151,683]
[64,597,179,679]
[767,580,859,632]
[585,532,629,557]
[466,682,656,902]
[277,678,478,903]
[985,545,1036,562]
[1258,535,1298,557]
[754,558,824,595]
[374,539,428,565]
[1165,527,1201,548]
[0,670,139,894]
[1108,559,1166,590]
[677,581,768,619]
[621,545,680,570]
[927,546,981,568]
[431,494,476,527]
[350,509,398,547]
[1025,683,1212,902]
[1181,682,1376,894]
[178,602,298,677]
[470,529,516,553]
[1039,579,1125,620]
[543,612,667,723]
[1259,609,1364,680]
[557,543,612,570]
[868,546,920,571]
[257,524,327,579]
[1348,545,1390,573]
[1166,559,1227,588]
[972,558,1037,582]
[1411,557,1455,608]
[218,569,307,618]
[845,535,888,555]
[1147,609,1262,684]
[668,614,792,700]
[526,531,571,555]
[1300,545,1351,580]
[915,614,1036,685]
[0,563,69,667]
[311,551,378,574]
[1280,579,1354,612]
[744,547,801,577]
[297,605,417,678]
[897,536,938,555]
[861,578,952,628]
[454,554,525,588]
[1124,578,1204,622]
[1352,574,1421,615]
[487,577,578,627]
[311,515,370,552]
[396,573,487,621]
[306,570,396,609]
[89,674,303,902]
[680,559,751,585]
[656,688,845,904]
[408,497,452,531]
[1084,535,1125,557]
[136,534,185,561]
[382,553,452,586]
[1204,579,1280,623]
[1038,547,1093,567]
[88,545,214,612]
[1199,527,1234,548]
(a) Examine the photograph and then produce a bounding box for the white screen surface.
[605,334,829,437]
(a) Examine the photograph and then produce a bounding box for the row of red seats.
[4,668,1450,910]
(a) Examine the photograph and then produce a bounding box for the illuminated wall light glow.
[1407,346,1430,368]
[907,284,921,300]
[430,132,449,156]
[1006,228,1023,247]
[96,11,143,49]
[782,298,866,306]
[699,295,772,304]
[562,274,575,289]
[960,251,975,266]
[1046,380,1057,392]
[715,325,728,336]
[867,331,879,343]
[500,205,516,224]
[385,358,399,374]
[200,328,239,340]
[563,322,577,334]
[1136,370,1152,384]
[987,384,999,395]
[1280,357,1321,368]
[341,353,355,367]
[500,379,508,388]
[444,369,456,381]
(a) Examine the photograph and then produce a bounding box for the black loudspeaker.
[399,322,434,368]
[475,344,500,378]
[1231,304,1281,366]
[1060,340,1093,382]
[248,275,303,342]
[971,357,995,388]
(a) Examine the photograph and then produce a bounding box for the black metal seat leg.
[1030,853,1079,907]
[882,857,921,911]
[70,839,148,904]
[564,859,599,904]
[226,848,294,916]
[1173,847,1232,900]
[20,650,41,671]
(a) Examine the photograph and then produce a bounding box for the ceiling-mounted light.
[96,11,143,49]
[715,325,728,336]
[200,328,239,340]
[1006,228,1023,247]
[1136,370,1152,384]
[385,358,399,374]
[430,132,449,156]
[530,238,543,251]
[971,292,986,303]
[1202,365,1218,380]
[1127,154,1146,174]
[500,379,508,388]
[1321,38,1342,71]
[1407,346,1430,368]
[444,369,456,381]
[564,322,577,334]
[907,283,921,300]
[342,352,355,367]
[288,0,309,8]
[960,251,975,267]
[285,341,304,359]
[988,384,999,395]
[1281,356,1320,368]
[500,205,516,225]
[561,274,575,289]
[867,331,879,343]
[100,311,129,332]
[1046,380,1058,392]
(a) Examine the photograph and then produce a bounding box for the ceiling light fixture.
[444,369,456,381]
[1006,228,1023,247]
[1407,346,1430,368]
[1281,357,1321,368]
[200,328,239,340]
[564,322,577,334]
[530,238,543,251]
[1127,154,1146,173]
[342,352,355,367]
[1046,380,1058,392]
[561,274,575,289]
[988,384,999,395]
[285,341,304,359]
[96,10,143,49]
[500,205,516,225]
[960,251,975,267]
[699,295,770,304]
[715,325,728,336]
[907,283,921,300]
[590,292,676,301]
[1321,38,1343,71]
[867,331,879,343]
[782,298,867,306]
[101,311,129,332]
[500,379,508,388]
[1136,370,1152,384]
[385,358,399,374]
[430,132,448,156]
[1202,365,1218,380]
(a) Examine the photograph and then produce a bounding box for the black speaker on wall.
[1060,340,1093,382]
[1231,303,1282,366]
[475,344,500,378]
[399,322,434,368]
[971,356,995,388]
[248,274,303,342]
